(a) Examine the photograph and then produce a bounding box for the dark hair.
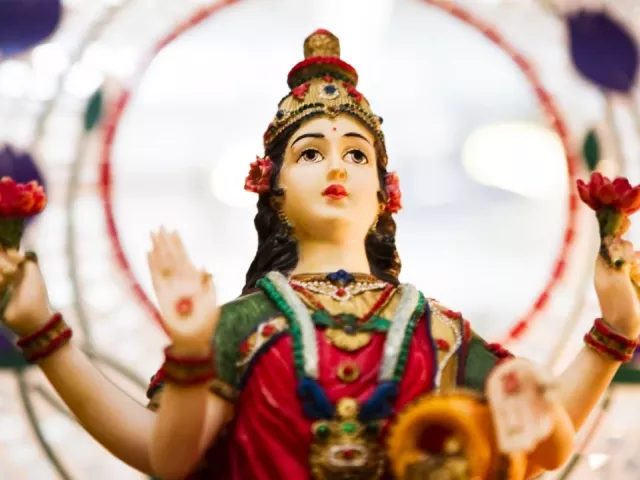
[242,114,401,292]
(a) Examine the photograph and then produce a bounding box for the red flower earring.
[244,156,273,194]
[384,172,402,214]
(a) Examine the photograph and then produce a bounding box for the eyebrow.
[291,133,324,148]
[343,132,372,144]
[290,131,372,149]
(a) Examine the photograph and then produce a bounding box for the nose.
[327,153,347,182]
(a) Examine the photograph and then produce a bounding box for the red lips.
[322,184,348,199]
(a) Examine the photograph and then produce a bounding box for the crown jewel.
[264,30,386,164]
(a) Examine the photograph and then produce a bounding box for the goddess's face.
[278,115,381,241]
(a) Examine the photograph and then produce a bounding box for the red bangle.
[16,313,63,347]
[584,333,633,363]
[594,318,638,348]
[163,345,214,366]
[16,313,73,363]
[584,318,638,363]
[160,345,217,386]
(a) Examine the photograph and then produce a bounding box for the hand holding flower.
[0,177,47,248]
[577,172,640,266]
[578,172,640,337]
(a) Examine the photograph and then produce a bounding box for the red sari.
[195,317,436,479]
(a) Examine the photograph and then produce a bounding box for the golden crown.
[263,29,386,164]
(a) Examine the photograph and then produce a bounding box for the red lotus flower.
[0,177,46,217]
[384,172,402,214]
[576,172,640,215]
[244,156,273,194]
[0,177,47,248]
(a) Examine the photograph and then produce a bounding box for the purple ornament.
[0,326,26,370]
[0,145,46,227]
[0,0,62,58]
[567,10,639,93]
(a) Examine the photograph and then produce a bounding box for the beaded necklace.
[292,283,396,352]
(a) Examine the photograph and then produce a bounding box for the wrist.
[16,312,73,363]
[584,317,639,363]
[10,308,55,337]
[169,342,213,358]
[160,344,216,387]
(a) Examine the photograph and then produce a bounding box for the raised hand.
[594,236,640,338]
[486,358,555,455]
[0,250,51,336]
[148,228,219,354]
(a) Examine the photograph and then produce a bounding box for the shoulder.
[426,298,466,342]
[419,296,513,393]
[146,289,287,408]
[214,289,285,381]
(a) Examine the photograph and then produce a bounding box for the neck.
[292,237,370,275]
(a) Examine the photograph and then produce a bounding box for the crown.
[263,29,386,164]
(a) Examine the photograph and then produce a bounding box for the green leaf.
[84,88,104,132]
[583,129,600,171]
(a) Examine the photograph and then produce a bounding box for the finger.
[200,269,214,288]
[0,256,18,278]
[147,252,162,291]
[148,233,164,276]
[169,231,190,263]
[607,238,634,264]
[5,249,23,265]
[152,229,176,276]
[169,231,197,276]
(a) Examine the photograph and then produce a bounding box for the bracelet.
[584,318,639,363]
[16,313,73,363]
[160,345,217,386]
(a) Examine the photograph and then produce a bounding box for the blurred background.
[1,0,640,478]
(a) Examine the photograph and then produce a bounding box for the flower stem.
[597,209,627,269]
[0,217,24,249]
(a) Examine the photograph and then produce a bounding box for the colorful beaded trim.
[427,302,464,391]
[258,271,426,423]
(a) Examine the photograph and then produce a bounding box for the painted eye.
[298,149,323,163]
[345,150,368,164]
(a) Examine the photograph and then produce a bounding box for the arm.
[462,332,575,475]
[552,243,640,432]
[148,346,234,479]
[525,401,575,477]
[36,336,232,477]
[37,342,155,473]
[555,346,622,430]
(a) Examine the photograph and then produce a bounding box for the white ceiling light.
[31,42,70,77]
[210,144,263,209]
[0,60,31,98]
[64,62,104,98]
[462,122,568,199]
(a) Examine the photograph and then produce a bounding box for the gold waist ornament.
[310,398,386,480]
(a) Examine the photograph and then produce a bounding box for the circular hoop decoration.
[99,0,238,333]
[100,0,580,344]
[420,0,580,345]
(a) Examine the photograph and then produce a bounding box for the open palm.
[148,228,219,352]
